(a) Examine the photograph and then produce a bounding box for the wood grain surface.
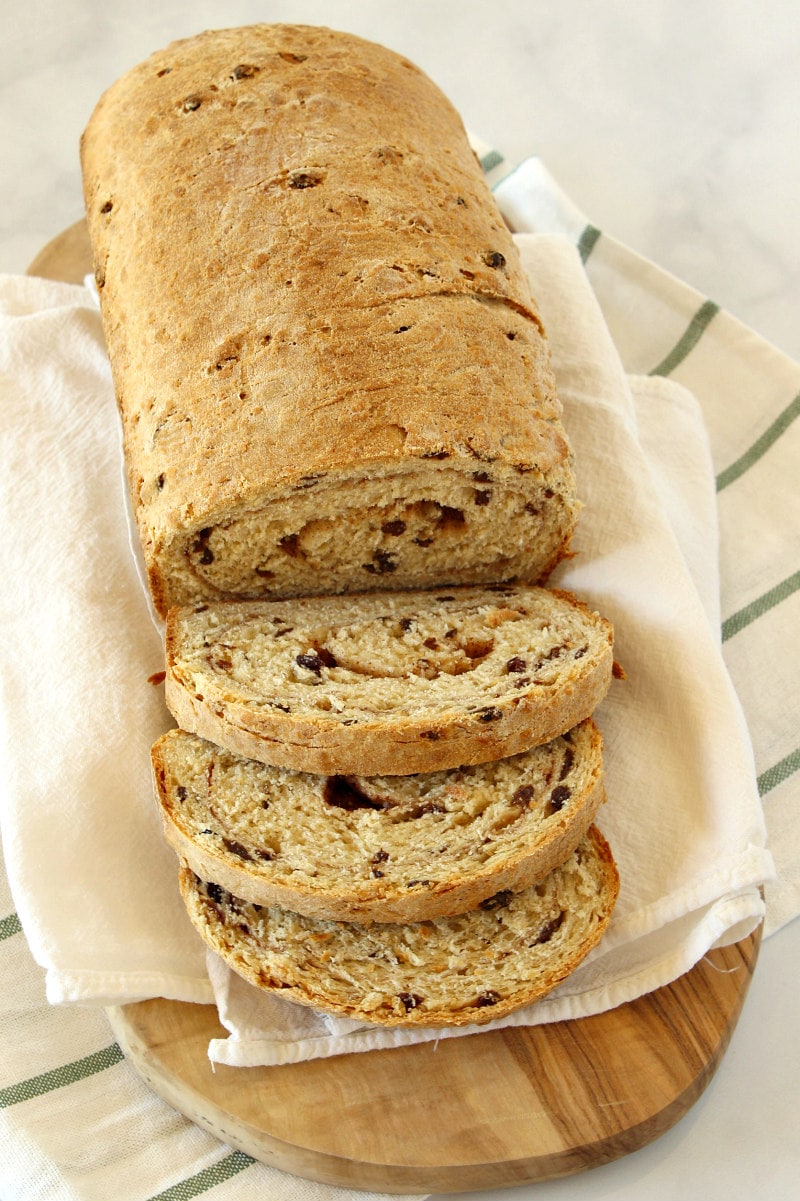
[32,222,763,1194]
[28,220,93,285]
[106,932,760,1194]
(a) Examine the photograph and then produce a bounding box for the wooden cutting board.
[31,221,762,1195]
[104,932,760,1194]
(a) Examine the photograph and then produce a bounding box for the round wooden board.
[106,932,760,1194]
[28,219,93,285]
[32,222,763,1194]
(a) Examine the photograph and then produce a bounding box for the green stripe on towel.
[146,1150,255,1200]
[758,746,800,797]
[721,569,800,642]
[649,299,720,377]
[480,148,504,173]
[0,1043,124,1108]
[0,912,22,941]
[577,224,602,263]
[716,390,800,491]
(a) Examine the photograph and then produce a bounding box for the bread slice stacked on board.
[152,584,619,1027]
[81,24,621,1028]
[178,827,618,1027]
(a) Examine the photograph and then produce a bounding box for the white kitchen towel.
[0,273,211,1008]
[0,230,779,1040]
[204,236,775,1065]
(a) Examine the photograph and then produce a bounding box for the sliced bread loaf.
[165,584,614,776]
[152,720,605,923]
[177,825,619,1026]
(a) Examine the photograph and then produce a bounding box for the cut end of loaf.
[146,455,580,617]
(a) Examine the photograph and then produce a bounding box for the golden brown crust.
[152,722,606,923]
[81,24,579,616]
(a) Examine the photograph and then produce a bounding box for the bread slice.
[152,719,605,923]
[177,825,619,1027]
[80,24,579,617]
[164,584,614,776]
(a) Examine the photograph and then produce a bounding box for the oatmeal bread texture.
[164,584,614,776]
[178,825,619,1026]
[80,23,580,617]
[152,719,605,923]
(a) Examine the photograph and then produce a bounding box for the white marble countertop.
[3,0,799,362]
[1,2,797,1199]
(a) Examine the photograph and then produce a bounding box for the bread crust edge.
[152,727,606,923]
[176,825,620,1027]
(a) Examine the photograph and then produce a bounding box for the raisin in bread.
[80,24,579,617]
[165,585,614,776]
[152,720,605,923]
[178,825,619,1026]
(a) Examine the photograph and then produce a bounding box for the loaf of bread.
[152,719,605,923]
[165,585,614,776]
[178,826,619,1026]
[80,24,580,617]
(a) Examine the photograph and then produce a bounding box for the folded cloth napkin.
[494,156,800,936]
[0,274,211,1007]
[0,224,777,1072]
